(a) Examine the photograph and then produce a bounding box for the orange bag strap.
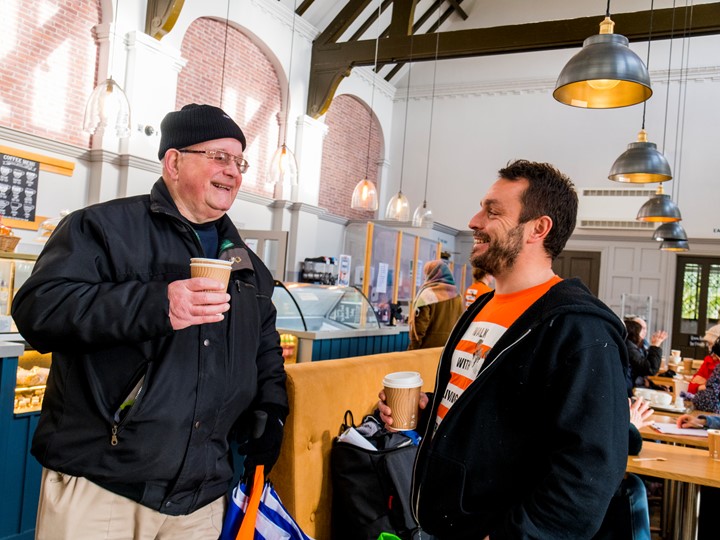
[236,465,265,540]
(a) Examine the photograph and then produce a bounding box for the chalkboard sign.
[690,335,707,347]
[0,153,39,222]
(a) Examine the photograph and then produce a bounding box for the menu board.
[0,153,39,222]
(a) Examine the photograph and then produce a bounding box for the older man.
[380,160,628,539]
[12,104,288,539]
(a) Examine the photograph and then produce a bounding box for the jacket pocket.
[417,452,474,531]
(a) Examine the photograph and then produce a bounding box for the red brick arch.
[319,94,384,220]
[176,17,282,197]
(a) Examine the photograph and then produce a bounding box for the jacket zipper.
[409,298,533,523]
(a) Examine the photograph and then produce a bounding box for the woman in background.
[408,260,463,350]
[624,318,666,390]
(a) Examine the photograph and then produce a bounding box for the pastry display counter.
[272,281,409,362]
[1,342,42,540]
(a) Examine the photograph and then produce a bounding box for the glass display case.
[272,281,408,362]
[273,281,380,331]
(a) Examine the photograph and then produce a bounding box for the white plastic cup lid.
[190,258,232,267]
[383,371,423,389]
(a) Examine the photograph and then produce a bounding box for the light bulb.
[586,78,621,90]
[268,144,298,199]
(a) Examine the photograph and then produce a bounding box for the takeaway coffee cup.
[708,429,720,461]
[671,349,682,360]
[383,371,423,431]
[683,358,694,374]
[190,258,233,291]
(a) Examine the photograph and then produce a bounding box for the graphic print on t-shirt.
[435,275,562,428]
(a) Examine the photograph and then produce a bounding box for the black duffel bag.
[331,411,421,540]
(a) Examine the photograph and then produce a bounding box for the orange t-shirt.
[464,281,493,308]
[436,275,562,428]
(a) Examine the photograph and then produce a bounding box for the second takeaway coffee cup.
[708,429,720,461]
[383,371,423,431]
[190,258,233,291]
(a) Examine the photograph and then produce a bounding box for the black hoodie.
[412,278,629,539]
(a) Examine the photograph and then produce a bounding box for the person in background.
[463,266,493,308]
[11,104,288,539]
[624,318,666,389]
[631,316,652,352]
[688,324,720,393]
[676,406,720,540]
[380,160,628,538]
[408,260,463,350]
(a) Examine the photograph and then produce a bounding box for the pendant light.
[351,0,381,211]
[659,239,689,252]
[83,0,131,137]
[412,6,442,229]
[636,184,681,222]
[652,221,687,242]
[385,36,414,222]
[268,0,299,200]
[553,0,652,108]
[609,1,671,184]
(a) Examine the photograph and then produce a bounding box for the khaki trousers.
[36,468,226,540]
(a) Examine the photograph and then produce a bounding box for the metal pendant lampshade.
[636,184,681,222]
[351,179,379,211]
[83,77,131,137]
[553,17,652,108]
[652,221,687,242]
[660,239,689,252]
[412,200,434,228]
[609,130,672,183]
[386,190,410,221]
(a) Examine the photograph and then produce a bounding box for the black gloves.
[239,404,286,477]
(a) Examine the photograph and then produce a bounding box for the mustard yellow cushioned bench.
[271,347,441,540]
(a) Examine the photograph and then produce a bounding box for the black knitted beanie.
[158,103,246,160]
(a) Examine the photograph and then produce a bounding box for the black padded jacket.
[12,178,288,515]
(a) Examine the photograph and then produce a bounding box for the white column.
[292,114,328,206]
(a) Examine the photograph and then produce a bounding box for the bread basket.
[0,235,20,252]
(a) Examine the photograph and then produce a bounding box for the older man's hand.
[168,278,230,330]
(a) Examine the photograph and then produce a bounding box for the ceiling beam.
[307,3,720,117]
[445,0,468,20]
[387,0,418,38]
[315,0,373,45]
[296,0,315,16]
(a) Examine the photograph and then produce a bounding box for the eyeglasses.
[178,149,249,174]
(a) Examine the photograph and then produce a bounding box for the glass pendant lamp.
[412,200,434,229]
[83,77,131,137]
[268,0,299,199]
[351,179,379,211]
[385,191,410,221]
[351,0,381,212]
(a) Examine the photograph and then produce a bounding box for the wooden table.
[640,414,709,448]
[628,441,720,539]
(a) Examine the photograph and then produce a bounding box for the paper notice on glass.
[651,422,709,437]
[337,426,378,451]
[376,263,388,294]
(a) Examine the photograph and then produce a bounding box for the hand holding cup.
[378,371,426,431]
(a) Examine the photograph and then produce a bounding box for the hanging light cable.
[412,7,442,229]
[660,0,694,252]
[218,0,230,108]
[351,0,382,211]
[83,0,131,138]
[553,0,652,108]
[268,0,299,200]
[609,0,672,183]
[385,36,414,221]
[636,0,682,222]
